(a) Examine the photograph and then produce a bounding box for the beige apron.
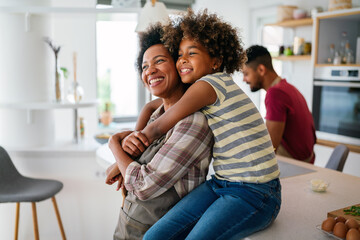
[113,135,181,240]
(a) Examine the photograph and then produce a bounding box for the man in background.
[243,45,316,163]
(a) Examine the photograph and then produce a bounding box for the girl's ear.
[212,57,223,71]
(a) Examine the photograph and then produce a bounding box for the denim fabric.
[143,176,281,240]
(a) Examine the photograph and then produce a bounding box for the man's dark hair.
[246,45,274,70]
[136,23,178,76]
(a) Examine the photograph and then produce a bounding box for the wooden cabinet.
[313,8,360,67]
[266,17,313,28]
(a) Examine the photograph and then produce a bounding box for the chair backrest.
[0,146,22,181]
[325,144,349,172]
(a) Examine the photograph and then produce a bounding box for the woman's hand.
[105,164,124,191]
[122,131,149,157]
[105,163,121,185]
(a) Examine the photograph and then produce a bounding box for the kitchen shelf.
[273,55,311,61]
[0,100,98,143]
[314,63,360,67]
[0,100,98,110]
[0,6,140,14]
[265,17,313,27]
[315,8,360,20]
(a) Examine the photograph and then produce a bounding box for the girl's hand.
[122,131,149,157]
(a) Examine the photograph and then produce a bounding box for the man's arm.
[266,120,286,150]
[264,88,288,151]
[141,81,217,143]
[124,113,213,201]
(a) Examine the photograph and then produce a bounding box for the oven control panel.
[314,66,360,81]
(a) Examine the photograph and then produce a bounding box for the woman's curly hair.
[162,9,246,74]
[136,23,178,76]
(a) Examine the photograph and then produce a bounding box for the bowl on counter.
[94,133,113,144]
[310,179,329,192]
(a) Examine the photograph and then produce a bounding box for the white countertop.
[7,138,101,158]
[246,156,360,240]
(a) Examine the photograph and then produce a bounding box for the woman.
[105,23,213,239]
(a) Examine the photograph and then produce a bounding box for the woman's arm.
[141,81,217,143]
[124,112,213,201]
[108,132,136,177]
[135,98,163,131]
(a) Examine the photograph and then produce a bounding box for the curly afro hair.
[136,23,178,76]
[162,9,246,74]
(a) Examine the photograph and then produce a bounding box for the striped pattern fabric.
[198,73,279,183]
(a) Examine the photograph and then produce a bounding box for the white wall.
[51,0,98,141]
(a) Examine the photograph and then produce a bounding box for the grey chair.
[325,144,350,172]
[0,146,66,240]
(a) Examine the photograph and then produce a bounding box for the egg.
[346,228,360,240]
[346,219,360,229]
[333,222,348,239]
[335,216,346,223]
[322,217,336,232]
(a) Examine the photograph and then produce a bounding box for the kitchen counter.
[246,155,360,240]
[7,138,100,158]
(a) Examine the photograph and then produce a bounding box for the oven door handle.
[314,81,360,88]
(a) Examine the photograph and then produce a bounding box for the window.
[96,13,146,123]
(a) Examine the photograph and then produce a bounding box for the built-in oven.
[312,66,360,146]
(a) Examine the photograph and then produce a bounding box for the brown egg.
[335,216,346,223]
[333,222,348,239]
[346,219,360,229]
[322,217,336,232]
[346,228,360,240]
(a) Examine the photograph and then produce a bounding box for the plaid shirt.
[124,107,213,201]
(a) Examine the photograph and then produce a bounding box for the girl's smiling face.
[176,38,219,84]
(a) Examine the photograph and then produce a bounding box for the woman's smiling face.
[141,44,181,99]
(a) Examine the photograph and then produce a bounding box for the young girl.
[130,9,281,239]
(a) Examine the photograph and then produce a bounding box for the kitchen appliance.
[313,66,360,146]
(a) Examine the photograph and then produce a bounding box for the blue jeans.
[143,176,281,240]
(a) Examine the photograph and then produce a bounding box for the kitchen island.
[246,155,360,240]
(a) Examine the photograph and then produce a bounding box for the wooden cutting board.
[327,204,360,224]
